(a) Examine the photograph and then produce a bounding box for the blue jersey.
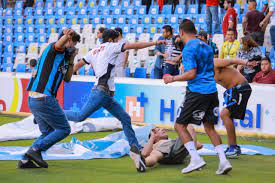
[27,43,68,96]
[182,39,217,94]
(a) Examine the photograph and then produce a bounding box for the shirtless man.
[214,58,254,158]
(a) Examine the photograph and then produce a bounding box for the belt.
[29,91,47,100]
[93,85,115,97]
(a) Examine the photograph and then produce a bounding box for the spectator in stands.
[114,27,129,77]
[154,25,175,79]
[256,0,269,13]
[222,0,237,38]
[29,58,37,71]
[243,0,265,46]
[142,0,152,14]
[163,35,182,76]
[206,0,220,37]
[237,35,264,82]
[220,29,240,59]
[0,0,6,9]
[164,0,179,12]
[260,0,275,49]
[24,0,34,8]
[197,30,219,57]
[96,27,105,45]
[253,57,275,84]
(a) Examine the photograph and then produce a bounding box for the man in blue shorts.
[18,29,80,169]
[164,19,232,175]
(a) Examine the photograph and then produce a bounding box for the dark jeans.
[153,66,163,79]
[270,25,275,48]
[29,96,71,151]
[250,32,264,46]
[64,88,141,150]
[163,63,179,76]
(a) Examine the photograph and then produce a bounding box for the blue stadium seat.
[3,53,14,64]
[56,0,64,8]
[79,15,90,28]
[89,7,98,15]
[149,5,159,15]
[88,68,95,76]
[46,16,56,25]
[45,8,54,16]
[14,16,24,25]
[134,67,147,78]
[143,15,152,24]
[66,7,75,16]
[76,0,86,10]
[4,33,13,44]
[162,5,172,14]
[34,7,43,16]
[16,64,26,73]
[200,4,206,14]
[37,33,47,45]
[125,6,134,15]
[195,14,206,24]
[92,15,101,25]
[26,33,36,45]
[87,0,97,10]
[99,0,108,6]
[78,8,87,15]
[35,0,44,8]
[117,15,126,25]
[2,63,14,72]
[4,25,13,34]
[123,25,130,34]
[175,5,185,14]
[122,0,131,7]
[4,43,14,54]
[47,24,57,35]
[26,24,35,33]
[25,16,34,25]
[170,14,178,24]
[188,5,199,14]
[15,1,24,9]
[24,7,33,16]
[136,6,146,15]
[110,0,119,6]
[182,14,193,21]
[125,67,131,77]
[4,16,13,25]
[14,9,23,16]
[57,16,67,27]
[45,1,54,9]
[102,6,110,15]
[35,16,45,25]
[79,67,85,75]
[104,15,114,24]
[14,33,25,46]
[149,24,157,35]
[156,15,165,24]
[67,15,79,26]
[260,46,267,55]
[55,8,65,17]
[16,43,26,53]
[134,0,142,6]
[234,4,241,15]
[15,25,24,33]
[37,24,46,34]
[270,47,275,60]
[112,7,121,15]
[66,0,75,8]
[5,8,13,16]
[136,25,145,35]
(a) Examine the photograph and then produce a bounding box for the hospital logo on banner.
[126,92,148,122]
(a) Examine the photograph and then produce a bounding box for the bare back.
[214,67,247,89]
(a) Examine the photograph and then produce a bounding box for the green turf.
[0,116,275,183]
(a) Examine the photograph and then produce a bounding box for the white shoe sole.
[216,165,232,175]
[181,161,206,174]
[129,151,146,172]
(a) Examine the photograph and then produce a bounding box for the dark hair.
[29,59,37,67]
[241,35,258,49]
[102,29,119,43]
[226,0,235,7]
[162,25,173,34]
[198,30,208,40]
[179,19,197,34]
[98,27,105,33]
[58,30,81,42]
[227,28,235,33]
[262,57,271,63]
[114,27,123,36]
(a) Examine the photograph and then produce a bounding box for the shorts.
[223,82,252,120]
[163,62,179,76]
[176,88,219,125]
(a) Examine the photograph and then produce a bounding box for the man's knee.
[174,123,187,132]
[220,108,230,120]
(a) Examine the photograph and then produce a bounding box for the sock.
[215,144,227,163]
[21,154,29,164]
[184,141,201,161]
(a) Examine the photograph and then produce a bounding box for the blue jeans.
[28,96,71,151]
[64,88,141,150]
[163,63,179,76]
[270,25,275,48]
[153,66,163,79]
[206,6,220,34]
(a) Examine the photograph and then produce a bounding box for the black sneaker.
[129,145,146,173]
[25,148,48,168]
[17,160,41,169]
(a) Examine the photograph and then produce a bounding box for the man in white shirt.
[114,27,129,77]
[64,29,166,173]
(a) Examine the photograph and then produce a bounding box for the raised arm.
[73,59,87,73]
[141,131,156,157]
[55,29,75,51]
[123,40,166,51]
[214,58,248,68]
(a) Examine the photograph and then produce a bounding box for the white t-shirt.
[83,42,125,91]
[115,39,129,68]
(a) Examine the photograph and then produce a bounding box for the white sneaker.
[129,145,146,173]
[181,157,206,174]
[216,160,232,175]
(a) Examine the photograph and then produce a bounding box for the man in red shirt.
[222,0,237,37]
[253,57,275,84]
[206,0,220,37]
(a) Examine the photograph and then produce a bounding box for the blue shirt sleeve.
[182,44,197,72]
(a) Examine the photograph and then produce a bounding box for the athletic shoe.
[225,145,241,158]
[216,160,232,175]
[181,157,206,174]
[25,149,48,168]
[17,160,41,169]
[129,145,146,173]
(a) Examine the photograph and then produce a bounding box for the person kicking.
[164,19,232,175]
[214,58,253,158]
[64,29,166,172]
